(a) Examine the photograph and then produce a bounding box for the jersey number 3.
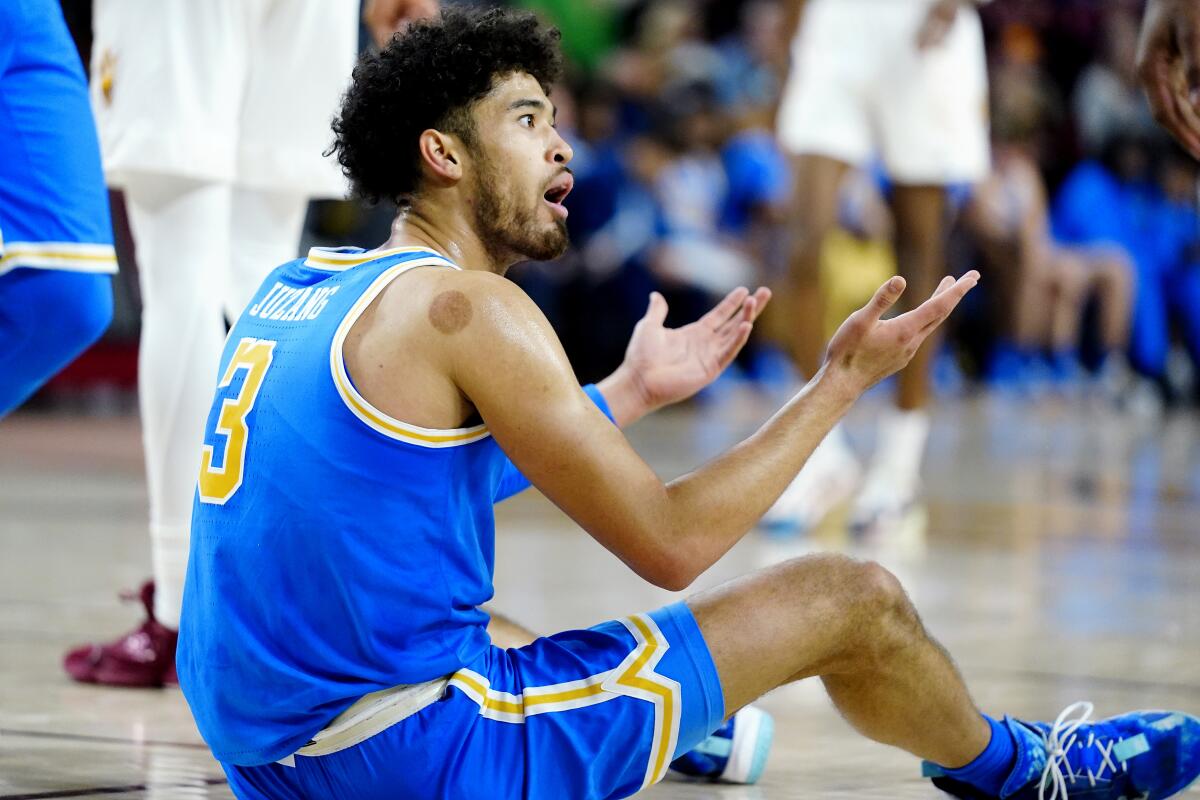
[198,337,276,505]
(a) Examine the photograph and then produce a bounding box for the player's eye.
[519,114,535,128]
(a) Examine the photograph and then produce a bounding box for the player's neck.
[377,202,509,274]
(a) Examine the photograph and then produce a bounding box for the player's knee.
[852,560,909,618]
[844,560,921,656]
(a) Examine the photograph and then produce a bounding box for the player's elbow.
[634,549,700,592]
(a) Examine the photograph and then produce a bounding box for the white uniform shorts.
[89,0,358,198]
[776,0,989,185]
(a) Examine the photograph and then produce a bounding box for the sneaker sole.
[723,706,774,785]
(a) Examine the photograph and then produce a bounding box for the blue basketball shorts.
[222,603,727,800]
[0,0,116,276]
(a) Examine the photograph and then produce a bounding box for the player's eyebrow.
[508,98,557,122]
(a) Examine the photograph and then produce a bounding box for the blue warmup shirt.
[178,246,614,766]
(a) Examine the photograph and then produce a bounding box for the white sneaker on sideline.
[760,425,861,535]
[850,408,929,535]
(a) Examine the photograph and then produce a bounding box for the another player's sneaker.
[923,701,1200,799]
[670,705,774,784]
[849,408,928,535]
[63,581,178,688]
[760,426,860,535]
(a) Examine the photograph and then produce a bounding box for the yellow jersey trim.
[0,241,118,275]
[328,255,491,448]
[447,613,682,790]
[305,245,448,271]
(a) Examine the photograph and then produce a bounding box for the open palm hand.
[621,286,771,412]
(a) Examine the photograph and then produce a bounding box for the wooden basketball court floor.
[2,389,1198,798]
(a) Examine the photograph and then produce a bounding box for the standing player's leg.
[760,154,863,534]
[767,0,874,533]
[852,0,990,532]
[63,0,251,687]
[689,554,1200,798]
[0,0,115,417]
[226,188,309,321]
[62,176,231,687]
[849,183,943,530]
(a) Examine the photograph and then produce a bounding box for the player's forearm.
[655,368,858,586]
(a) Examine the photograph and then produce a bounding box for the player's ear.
[417,129,463,184]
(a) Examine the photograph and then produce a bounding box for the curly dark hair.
[329,8,563,207]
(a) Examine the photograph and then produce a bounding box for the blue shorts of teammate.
[0,0,115,414]
[223,603,726,800]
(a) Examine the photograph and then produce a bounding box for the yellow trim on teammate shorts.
[0,241,117,274]
[448,613,682,790]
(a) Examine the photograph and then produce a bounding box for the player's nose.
[549,128,573,166]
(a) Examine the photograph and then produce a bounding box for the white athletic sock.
[863,407,931,500]
[149,523,189,628]
[125,175,232,630]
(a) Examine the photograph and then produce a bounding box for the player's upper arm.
[438,273,686,589]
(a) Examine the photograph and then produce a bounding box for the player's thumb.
[865,276,905,320]
[646,292,668,324]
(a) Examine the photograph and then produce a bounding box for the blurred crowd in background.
[45,0,1200,414]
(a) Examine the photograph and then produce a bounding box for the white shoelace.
[1038,701,1137,800]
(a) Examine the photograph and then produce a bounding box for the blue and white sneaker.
[670,705,774,784]
[923,701,1200,799]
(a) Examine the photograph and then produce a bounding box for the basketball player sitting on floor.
[177,10,1200,800]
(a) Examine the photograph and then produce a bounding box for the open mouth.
[542,172,574,218]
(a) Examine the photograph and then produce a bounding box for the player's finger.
[643,291,669,326]
[931,275,956,298]
[747,287,772,320]
[911,271,979,332]
[700,287,750,330]
[859,276,906,323]
[717,296,756,338]
[716,322,754,371]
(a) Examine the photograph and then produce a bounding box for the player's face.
[466,73,574,264]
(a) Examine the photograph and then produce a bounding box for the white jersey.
[776,0,989,185]
[90,0,358,198]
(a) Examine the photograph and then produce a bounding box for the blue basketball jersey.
[178,246,612,766]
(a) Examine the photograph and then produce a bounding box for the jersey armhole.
[328,258,491,449]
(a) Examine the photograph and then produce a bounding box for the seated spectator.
[965,113,1133,391]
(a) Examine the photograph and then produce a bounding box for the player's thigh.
[293,605,726,800]
[237,0,357,198]
[687,553,906,718]
[875,7,989,186]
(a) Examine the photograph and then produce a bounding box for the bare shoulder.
[372,268,544,339]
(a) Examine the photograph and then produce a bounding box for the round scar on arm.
[428,290,473,334]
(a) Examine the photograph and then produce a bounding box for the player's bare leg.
[851,184,945,533]
[485,608,538,649]
[688,554,1200,797]
[763,154,860,533]
[688,553,988,769]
